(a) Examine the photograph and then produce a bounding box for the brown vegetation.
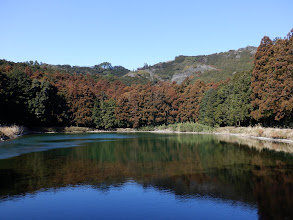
[214,133,293,153]
[0,125,23,140]
[216,125,293,141]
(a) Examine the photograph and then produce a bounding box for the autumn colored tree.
[163,81,180,124]
[153,82,173,125]
[251,36,274,123]
[116,83,174,128]
[115,87,136,127]
[177,80,206,122]
[251,29,293,126]
[116,85,140,127]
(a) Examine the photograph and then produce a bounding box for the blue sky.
[1,0,292,70]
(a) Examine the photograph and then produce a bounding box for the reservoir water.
[0,133,292,219]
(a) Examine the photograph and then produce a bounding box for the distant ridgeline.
[0,46,256,85]
[42,62,130,77]
[0,29,292,128]
[127,46,256,84]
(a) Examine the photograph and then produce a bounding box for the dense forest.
[0,29,292,129]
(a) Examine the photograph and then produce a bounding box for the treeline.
[42,61,130,77]
[0,29,292,128]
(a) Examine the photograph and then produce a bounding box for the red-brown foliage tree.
[251,29,293,125]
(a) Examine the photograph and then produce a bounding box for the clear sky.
[1,0,292,70]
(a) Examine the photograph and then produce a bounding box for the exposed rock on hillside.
[171,64,218,84]
[126,46,257,83]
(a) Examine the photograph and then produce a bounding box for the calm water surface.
[0,133,292,219]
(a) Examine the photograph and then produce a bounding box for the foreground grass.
[0,125,24,140]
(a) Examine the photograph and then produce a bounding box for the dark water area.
[0,133,292,219]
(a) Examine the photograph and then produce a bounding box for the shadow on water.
[0,133,132,159]
[0,133,292,219]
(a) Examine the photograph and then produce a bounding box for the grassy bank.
[216,126,293,141]
[138,123,293,142]
[138,122,214,132]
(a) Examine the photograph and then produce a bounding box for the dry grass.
[216,125,293,140]
[0,125,24,140]
[215,134,293,154]
[64,126,93,132]
[30,126,95,133]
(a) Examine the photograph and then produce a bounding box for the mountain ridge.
[125,46,256,83]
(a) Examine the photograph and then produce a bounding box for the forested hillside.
[12,46,256,86]
[0,29,292,129]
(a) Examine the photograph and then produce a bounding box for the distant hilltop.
[125,46,257,84]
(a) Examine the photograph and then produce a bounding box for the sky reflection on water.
[0,181,257,220]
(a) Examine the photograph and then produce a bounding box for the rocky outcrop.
[126,46,257,84]
[171,64,218,84]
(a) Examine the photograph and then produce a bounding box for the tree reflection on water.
[0,133,292,219]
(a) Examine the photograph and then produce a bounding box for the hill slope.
[125,46,256,83]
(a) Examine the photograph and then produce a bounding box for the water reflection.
[0,133,131,159]
[0,182,258,220]
[0,133,292,219]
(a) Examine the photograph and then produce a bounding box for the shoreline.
[1,126,293,153]
[135,129,293,145]
[2,126,293,144]
[115,128,293,145]
[117,129,293,153]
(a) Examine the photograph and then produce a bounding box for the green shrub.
[139,122,214,132]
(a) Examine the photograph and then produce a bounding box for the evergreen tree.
[101,99,118,129]
[214,83,232,126]
[199,88,217,126]
[228,71,252,126]
[92,100,103,128]
[28,80,67,125]
[0,72,9,124]
[5,69,32,124]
